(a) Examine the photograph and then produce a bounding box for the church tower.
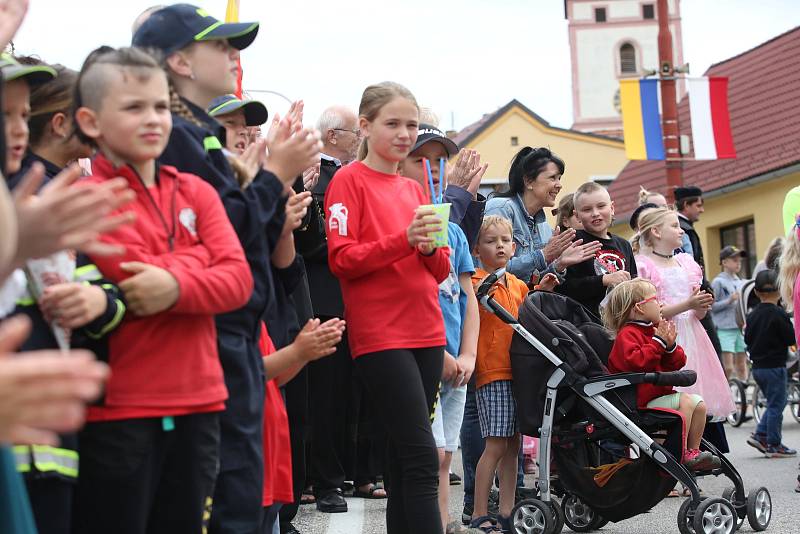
[566,0,685,137]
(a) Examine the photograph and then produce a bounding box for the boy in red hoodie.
[71,47,253,533]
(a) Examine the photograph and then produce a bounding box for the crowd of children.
[1,2,800,534]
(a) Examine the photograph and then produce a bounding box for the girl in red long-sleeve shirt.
[324,81,450,534]
[603,279,719,472]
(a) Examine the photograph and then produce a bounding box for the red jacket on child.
[324,161,450,358]
[257,323,293,507]
[607,321,687,408]
[85,154,253,421]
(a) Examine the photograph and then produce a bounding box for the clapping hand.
[448,149,488,198]
[655,319,678,348]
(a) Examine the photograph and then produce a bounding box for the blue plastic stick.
[438,158,445,203]
[424,158,436,204]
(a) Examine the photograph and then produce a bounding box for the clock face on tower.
[613,88,621,114]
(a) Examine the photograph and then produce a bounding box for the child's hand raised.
[294,318,345,362]
[13,163,135,259]
[602,270,631,287]
[282,190,312,236]
[686,286,713,311]
[448,149,488,199]
[542,226,575,264]
[655,320,678,347]
[264,116,323,186]
[534,273,560,292]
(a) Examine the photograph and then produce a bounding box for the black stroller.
[476,268,772,534]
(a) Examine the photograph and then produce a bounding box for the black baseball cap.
[132,4,259,56]
[208,94,268,126]
[674,186,703,202]
[720,245,747,262]
[412,124,458,156]
[754,269,779,293]
[0,53,56,86]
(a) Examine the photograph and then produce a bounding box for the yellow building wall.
[461,105,629,223]
[697,171,799,279]
[610,170,800,279]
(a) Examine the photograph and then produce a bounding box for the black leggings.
[355,347,444,534]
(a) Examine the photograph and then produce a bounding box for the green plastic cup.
[420,203,451,248]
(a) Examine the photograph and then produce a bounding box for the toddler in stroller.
[602,279,720,472]
[476,268,772,534]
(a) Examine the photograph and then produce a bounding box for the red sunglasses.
[636,295,658,306]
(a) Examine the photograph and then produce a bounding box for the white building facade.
[566,0,685,137]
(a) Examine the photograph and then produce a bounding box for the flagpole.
[657,0,682,201]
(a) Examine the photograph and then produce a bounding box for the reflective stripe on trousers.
[12,445,79,478]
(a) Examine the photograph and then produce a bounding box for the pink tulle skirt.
[673,313,736,418]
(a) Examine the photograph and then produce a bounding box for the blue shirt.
[484,195,557,283]
[438,223,475,356]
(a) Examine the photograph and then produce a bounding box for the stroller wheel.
[721,487,745,531]
[788,382,800,424]
[745,486,772,531]
[726,379,747,427]
[752,384,766,425]
[561,494,598,532]
[692,497,736,534]
[677,498,698,534]
[548,499,565,534]
[510,498,558,534]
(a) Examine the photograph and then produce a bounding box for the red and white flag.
[687,77,736,160]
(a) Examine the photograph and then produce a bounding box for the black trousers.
[210,332,266,534]
[347,370,386,487]
[355,347,444,534]
[279,367,310,529]
[26,478,73,534]
[308,323,353,495]
[74,413,219,534]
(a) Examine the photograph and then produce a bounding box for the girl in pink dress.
[633,208,735,418]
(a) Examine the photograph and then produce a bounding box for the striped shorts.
[477,380,518,438]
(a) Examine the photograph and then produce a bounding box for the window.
[643,4,655,19]
[510,136,519,146]
[620,43,637,74]
[595,7,607,22]
[719,220,756,278]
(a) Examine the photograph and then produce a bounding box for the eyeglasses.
[636,295,659,306]
[333,128,361,137]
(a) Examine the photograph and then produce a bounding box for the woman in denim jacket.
[484,147,600,284]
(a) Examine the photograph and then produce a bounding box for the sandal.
[469,515,502,533]
[667,488,680,498]
[300,487,315,505]
[353,483,387,499]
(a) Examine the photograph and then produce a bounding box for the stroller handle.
[476,268,506,300]
[643,370,697,387]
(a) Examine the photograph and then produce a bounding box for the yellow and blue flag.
[620,79,665,160]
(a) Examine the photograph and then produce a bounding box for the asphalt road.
[292,414,800,533]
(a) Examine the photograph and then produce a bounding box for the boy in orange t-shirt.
[469,215,529,532]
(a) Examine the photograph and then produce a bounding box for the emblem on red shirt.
[179,207,197,236]
[329,203,348,236]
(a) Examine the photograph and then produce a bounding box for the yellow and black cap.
[208,94,268,126]
[132,4,259,56]
[0,53,56,85]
